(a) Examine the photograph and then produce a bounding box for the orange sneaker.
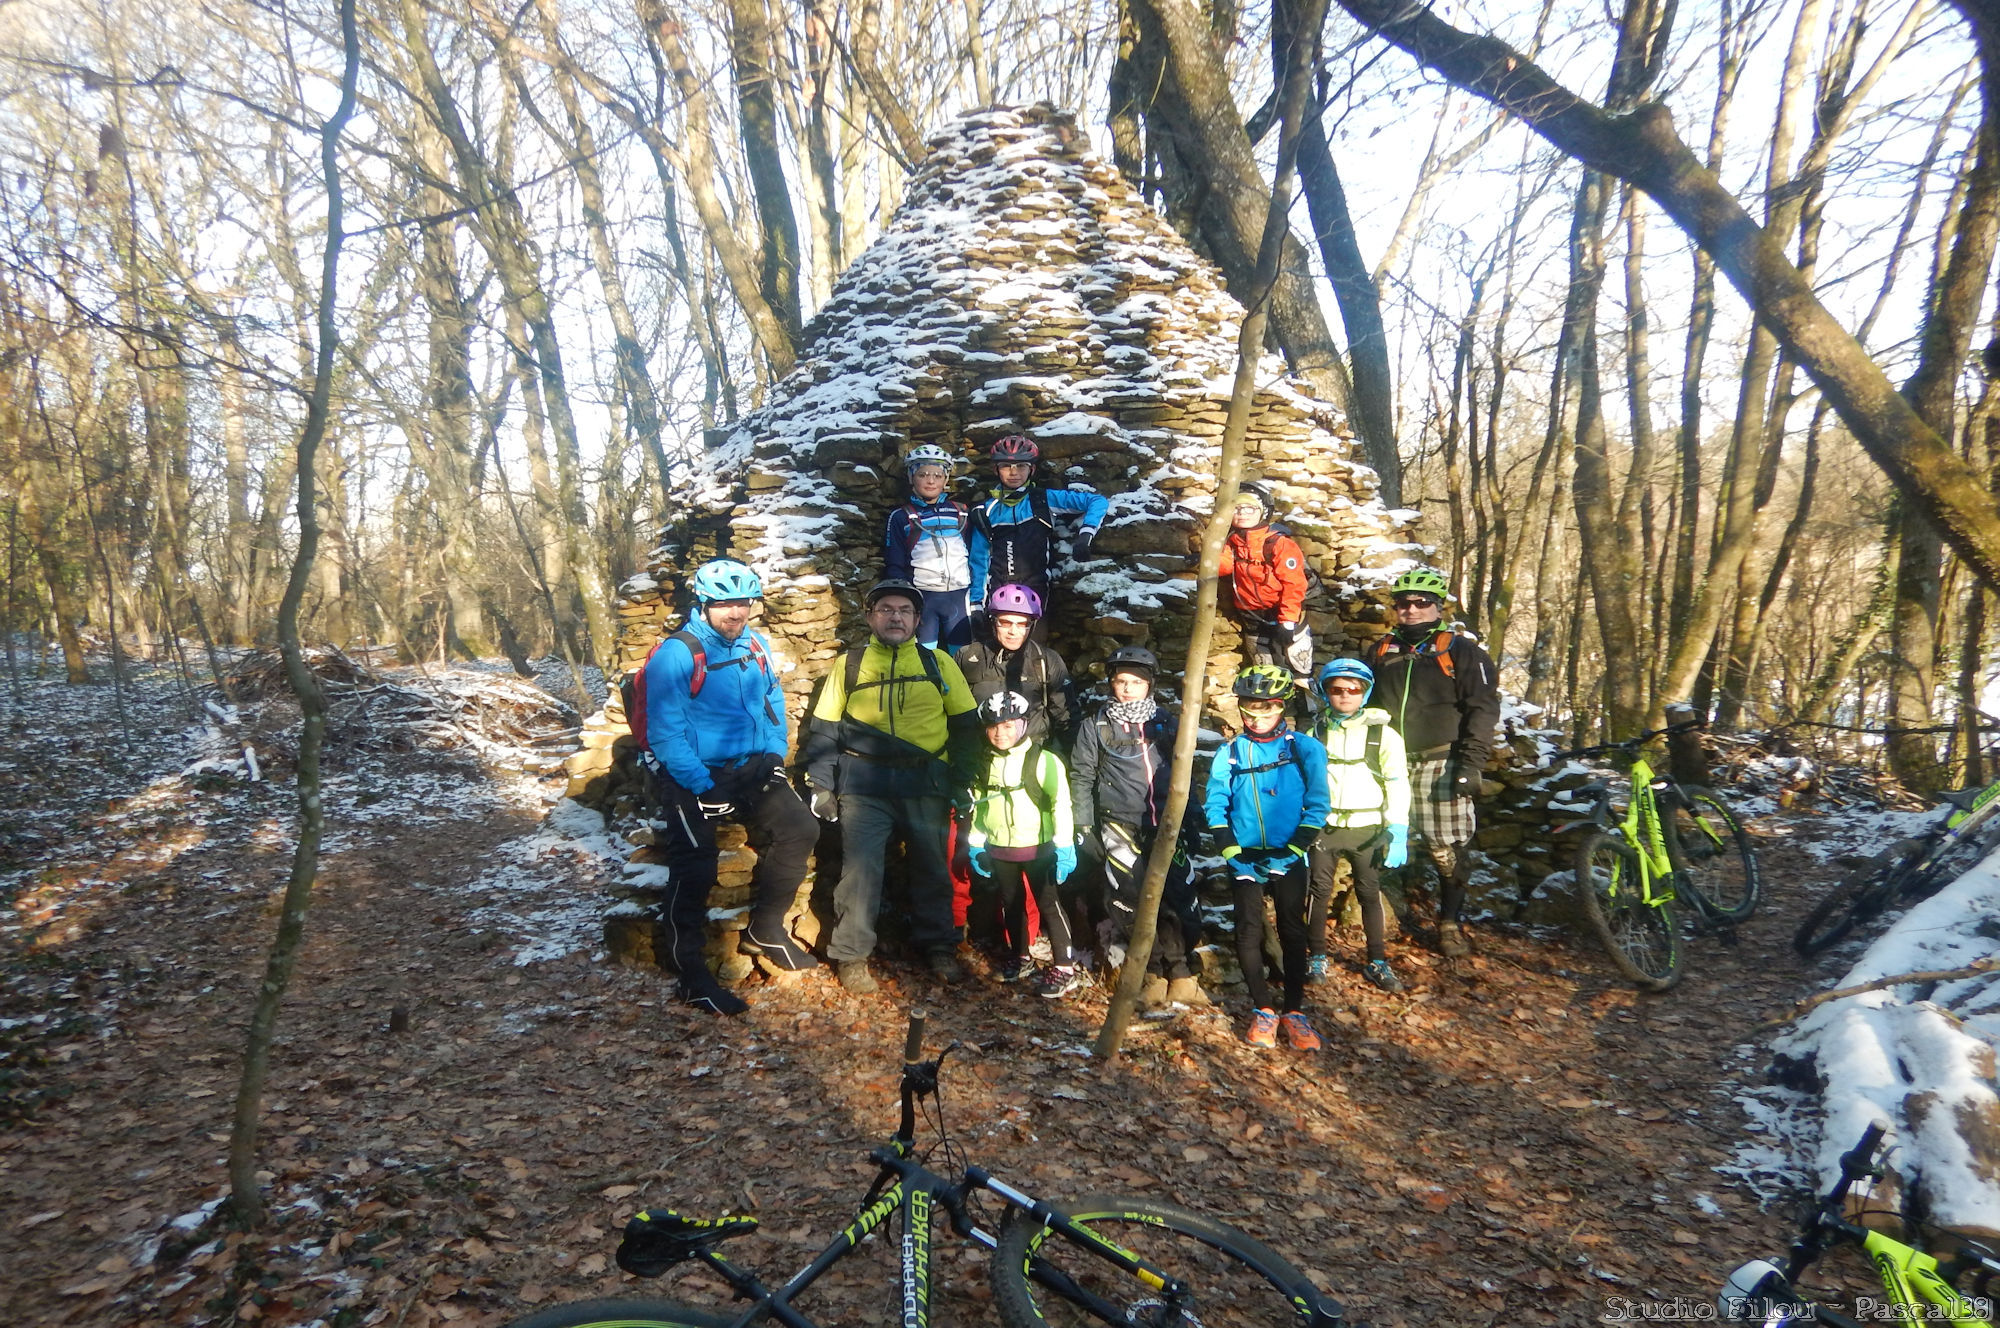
[1244,1008,1279,1047]
[1280,1011,1322,1052]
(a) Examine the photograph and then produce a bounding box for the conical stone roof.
[601,102,1413,762]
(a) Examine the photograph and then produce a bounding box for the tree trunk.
[227,0,357,1226]
[1330,0,2000,595]
[1096,0,1328,1062]
[849,0,928,165]
[729,0,804,343]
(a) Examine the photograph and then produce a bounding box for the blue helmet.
[1318,656,1374,704]
[690,559,763,604]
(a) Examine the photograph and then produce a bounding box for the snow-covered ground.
[1739,842,2000,1233]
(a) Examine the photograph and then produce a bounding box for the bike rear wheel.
[1669,788,1760,922]
[1792,839,1925,958]
[991,1192,1331,1327]
[502,1299,734,1328]
[1575,830,1681,991]
[1906,814,2000,901]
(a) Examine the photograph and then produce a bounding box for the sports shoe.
[1305,954,1330,985]
[998,955,1029,983]
[836,961,879,995]
[1244,1008,1279,1047]
[1139,974,1172,1017]
[1280,1011,1322,1052]
[927,949,966,984]
[1165,976,1208,1007]
[1438,921,1471,958]
[1364,959,1403,993]
[742,924,817,971]
[1034,966,1086,1000]
[680,979,749,1016]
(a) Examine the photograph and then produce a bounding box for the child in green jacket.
[966,691,1082,997]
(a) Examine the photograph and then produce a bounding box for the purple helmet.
[986,583,1043,619]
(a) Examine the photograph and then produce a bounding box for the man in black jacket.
[1363,568,1500,957]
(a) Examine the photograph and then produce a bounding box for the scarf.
[1105,696,1158,728]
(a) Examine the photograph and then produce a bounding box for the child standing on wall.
[1217,481,1314,686]
[1204,666,1331,1051]
[968,434,1106,641]
[965,691,1085,998]
[883,445,975,653]
[1306,657,1411,993]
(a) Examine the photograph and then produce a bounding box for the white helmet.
[904,445,957,474]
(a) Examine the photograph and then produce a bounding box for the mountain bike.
[1793,774,2000,957]
[1553,719,1761,992]
[1716,1124,1999,1326]
[505,1013,1353,1328]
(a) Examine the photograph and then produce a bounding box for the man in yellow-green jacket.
[804,580,981,995]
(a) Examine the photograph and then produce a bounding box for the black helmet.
[864,579,923,610]
[977,690,1033,724]
[1105,646,1158,678]
[1232,481,1276,518]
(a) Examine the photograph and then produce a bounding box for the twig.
[1763,958,2000,1028]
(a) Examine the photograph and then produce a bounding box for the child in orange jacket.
[1218,482,1313,683]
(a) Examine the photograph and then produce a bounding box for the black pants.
[1089,821,1195,979]
[1233,856,1310,1014]
[1309,825,1388,962]
[649,767,819,983]
[994,849,1073,965]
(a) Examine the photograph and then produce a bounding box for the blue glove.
[1223,845,1260,882]
[970,848,992,877]
[1054,846,1077,882]
[1382,823,1409,870]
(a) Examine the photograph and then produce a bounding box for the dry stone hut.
[572,102,1414,817]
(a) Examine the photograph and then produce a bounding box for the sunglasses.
[1392,595,1439,609]
[1326,684,1365,695]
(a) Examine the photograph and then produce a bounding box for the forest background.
[6,0,2000,790]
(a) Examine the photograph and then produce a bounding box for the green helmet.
[1391,567,1451,600]
[1232,664,1296,701]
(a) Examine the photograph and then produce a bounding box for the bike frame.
[1856,1229,1993,1327]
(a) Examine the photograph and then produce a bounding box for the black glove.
[1286,825,1321,858]
[1448,761,1480,801]
[1208,825,1238,858]
[967,606,988,641]
[810,788,839,822]
[1072,527,1098,562]
[1271,619,1298,644]
[696,792,736,819]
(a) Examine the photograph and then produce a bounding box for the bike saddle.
[1575,780,1610,797]
[618,1209,760,1277]
[1939,788,1985,812]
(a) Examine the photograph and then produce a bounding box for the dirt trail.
[0,671,1863,1328]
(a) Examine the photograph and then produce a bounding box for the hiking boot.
[836,961,879,995]
[1280,1011,1322,1052]
[927,949,966,985]
[997,955,1029,984]
[1305,953,1330,985]
[1139,974,1172,1018]
[1438,921,1470,958]
[1244,1007,1279,1048]
[1165,976,1208,1007]
[1034,966,1086,1000]
[742,925,817,972]
[1364,959,1403,993]
[679,978,749,1016]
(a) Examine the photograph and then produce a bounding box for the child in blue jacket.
[1204,666,1330,1051]
[968,433,1106,638]
[883,445,974,652]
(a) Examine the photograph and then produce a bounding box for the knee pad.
[1427,846,1457,878]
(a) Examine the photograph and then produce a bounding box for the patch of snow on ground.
[456,798,629,965]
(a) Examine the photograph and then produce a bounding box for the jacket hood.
[1327,705,1390,729]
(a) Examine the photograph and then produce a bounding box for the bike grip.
[903,1012,927,1063]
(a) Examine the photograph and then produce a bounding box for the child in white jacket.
[1307,658,1411,991]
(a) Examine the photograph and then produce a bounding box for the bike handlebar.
[1546,718,1706,765]
[904,1011,927,1064]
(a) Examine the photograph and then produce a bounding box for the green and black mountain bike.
[1553,719,1761,991]
[1794,773,2000,957]
[505,1014,1353,1328]
[1717,1124,1998,1326]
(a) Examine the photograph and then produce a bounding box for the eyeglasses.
[1326,684,1365,695]
[1392,595,1439,610]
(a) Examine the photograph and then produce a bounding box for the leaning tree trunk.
[226,0,357,1227]
[1095,0,1330,1062]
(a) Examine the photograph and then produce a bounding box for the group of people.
[633,434,1499,1050]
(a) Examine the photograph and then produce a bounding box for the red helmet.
[989,434,1040,464]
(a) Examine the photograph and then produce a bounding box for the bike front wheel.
[991,1192,1333,1327]
[1575,830,1682,991]
[1792,839,1924,958]
[1669,788,1760,922]
[502,1299,735,1328]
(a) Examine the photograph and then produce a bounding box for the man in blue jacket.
[639,559,819,1014]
